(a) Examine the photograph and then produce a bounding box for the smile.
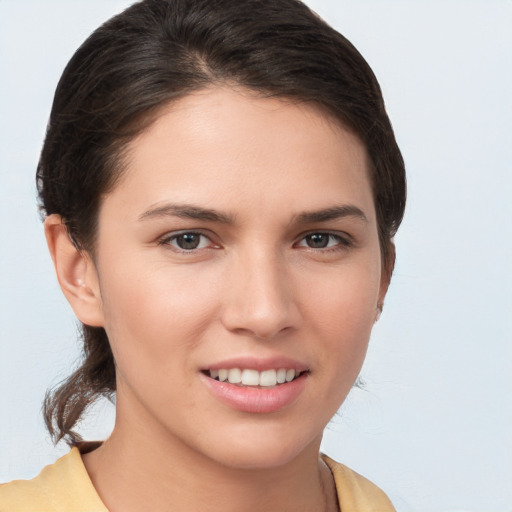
[201,368,309,414]
[206,368,306,387]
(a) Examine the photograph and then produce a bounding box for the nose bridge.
[221,244,299,339]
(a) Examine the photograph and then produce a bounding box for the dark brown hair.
[38,0,406,444]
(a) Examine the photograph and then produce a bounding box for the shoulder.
[322,454,396,512]
[0,447,107,512]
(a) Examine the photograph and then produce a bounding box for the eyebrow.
[138,202,368,225]
[293,205,368,225]
[138,203,235,224]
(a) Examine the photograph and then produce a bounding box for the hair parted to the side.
[38,0,406,445]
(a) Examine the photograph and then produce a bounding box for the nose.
[220,249,301,340]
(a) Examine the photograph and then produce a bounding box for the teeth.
[259,369,277,387]
[228,368,242,384]
[208,368,302,386]
[285,369,296,382]
[241,369,259,386]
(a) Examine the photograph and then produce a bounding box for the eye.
[159,231,214,252]
[296,232,350,250]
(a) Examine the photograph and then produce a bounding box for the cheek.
[306,258,381,327]
[303,259,381,374]
[98,261,220,369]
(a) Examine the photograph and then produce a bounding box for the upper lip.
[202,356,309,373]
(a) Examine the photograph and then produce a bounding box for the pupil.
[307,234,328,248]
[178,233,200,250]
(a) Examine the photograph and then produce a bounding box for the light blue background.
[1,1,511,511]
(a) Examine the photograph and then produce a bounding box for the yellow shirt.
[0,448,395,511]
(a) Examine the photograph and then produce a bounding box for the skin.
[45,87,390,512]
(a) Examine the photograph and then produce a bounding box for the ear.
[44,214,105,327]
[376,241,396,321]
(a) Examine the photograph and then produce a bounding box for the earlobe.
[375,303,383,322]
[44,214,105,327]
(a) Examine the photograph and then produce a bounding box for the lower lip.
[201,373,308,414]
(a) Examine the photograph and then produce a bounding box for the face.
[90,87,387,469]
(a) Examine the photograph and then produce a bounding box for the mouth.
[200,363,310,413]
[202,368,309,387]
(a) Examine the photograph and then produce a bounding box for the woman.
[0,0,405,510]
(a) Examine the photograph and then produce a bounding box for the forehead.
[103,86,375,223]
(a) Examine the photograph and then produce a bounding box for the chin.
[197,423,322,471]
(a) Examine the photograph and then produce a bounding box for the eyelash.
[157,231,353,253]
[158,231,216,253]
[295,232,353,252]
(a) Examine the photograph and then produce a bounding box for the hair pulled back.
[38,0,406,445]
